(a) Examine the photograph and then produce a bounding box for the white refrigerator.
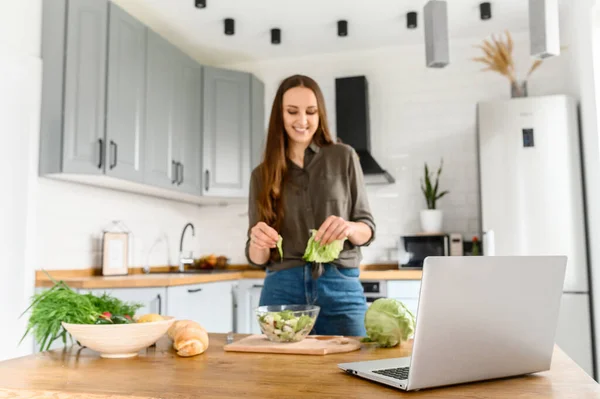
[477,94,595,378]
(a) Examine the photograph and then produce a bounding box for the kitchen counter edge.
[34,267,422,289]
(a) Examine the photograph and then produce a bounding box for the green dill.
[84,292,142,318]
[20,273,143,351]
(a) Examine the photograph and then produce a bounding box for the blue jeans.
[259,263,368,337]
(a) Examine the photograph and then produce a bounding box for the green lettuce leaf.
[302,229,346,263]
[276,235,283,262]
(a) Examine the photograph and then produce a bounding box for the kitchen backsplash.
[35,32,571,270]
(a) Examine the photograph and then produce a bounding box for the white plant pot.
[420,209,443,233]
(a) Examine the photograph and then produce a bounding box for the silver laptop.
[338,255,567,391]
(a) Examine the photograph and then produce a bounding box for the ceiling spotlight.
[407,11,417,29]
[224,18,234,35]
[194,0,206,8]
[338,20,348,37]
[480,2,491,20]
[271,28,281,44]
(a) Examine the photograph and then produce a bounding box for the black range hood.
[335,76,395,185]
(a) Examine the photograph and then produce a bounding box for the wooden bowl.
[62,316,175,358]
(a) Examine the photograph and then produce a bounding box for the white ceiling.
[113,0,533,65]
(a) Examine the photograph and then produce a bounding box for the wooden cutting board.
[223,334,362,355]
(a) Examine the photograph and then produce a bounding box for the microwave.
[398,234,457,268]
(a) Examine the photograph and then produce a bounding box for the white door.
[555,293,594,377]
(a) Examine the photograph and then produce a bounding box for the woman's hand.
[315,216,354,245]
[315,216,373,246]
[249,222,279,250]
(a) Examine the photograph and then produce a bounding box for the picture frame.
[101,231,129,276]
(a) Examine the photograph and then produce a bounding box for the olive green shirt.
[245,142,376,275]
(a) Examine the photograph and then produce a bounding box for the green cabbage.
[362,298,416,347]
[302,229,346,263]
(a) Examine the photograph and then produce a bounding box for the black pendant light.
[480,2,491,20]
[407,11,417,29]
[224,18,234,35]
[338,20,348,36]
[271,28,281,44]
[194,0,206,8]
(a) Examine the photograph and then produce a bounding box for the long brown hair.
[258,75,334,231]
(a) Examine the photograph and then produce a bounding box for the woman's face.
[282,86,319,147]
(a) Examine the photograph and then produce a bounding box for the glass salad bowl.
[255,304,320,343]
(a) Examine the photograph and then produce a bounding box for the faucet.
[179,223,195,272]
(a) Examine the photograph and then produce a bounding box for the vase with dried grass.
[472,31,543,98]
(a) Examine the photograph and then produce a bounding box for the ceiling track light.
[271,28,281,44]
[224,18,234,35]
[337,20,348,37]
[194,0,206,8]
[479,2,491,20]
[407,11,417,29]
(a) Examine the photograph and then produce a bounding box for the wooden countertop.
[0,334,598,398]
[35,265,423,289]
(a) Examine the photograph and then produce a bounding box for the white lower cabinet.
[386,280,422,317]
[234,279,264,334]
[166,281,235,333]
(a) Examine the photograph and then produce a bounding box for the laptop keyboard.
[373,367,410,380]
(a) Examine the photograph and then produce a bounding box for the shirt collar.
[308,141,320,153]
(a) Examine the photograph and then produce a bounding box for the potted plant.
[420,159,449,233]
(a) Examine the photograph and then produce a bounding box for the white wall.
[218,32,569,263]
[572,0,600,381]
[0,0,42,361]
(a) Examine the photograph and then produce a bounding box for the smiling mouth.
[294,127,309,133]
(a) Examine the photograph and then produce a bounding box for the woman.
[245,74,376,336]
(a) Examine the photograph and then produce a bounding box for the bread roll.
[168,320,209,357]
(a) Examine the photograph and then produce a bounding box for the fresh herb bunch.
[84,292,142,318]
[20,275,143,351]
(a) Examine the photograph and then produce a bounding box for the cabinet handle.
[172,161,178,184]
[178,163,184,185]
[97,138,103,169]
[205,170,209,191]
[252,284,264,288]
[110,141,117,169]
[157,293,162,315]
[187,288,203,293]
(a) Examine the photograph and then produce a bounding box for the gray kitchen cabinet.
[250,76,266,171]
[202,67,251,197]
[40,0,108,175]
[166,281,234,333]
[104,2,147,182]
[143,30,177,190]
[79,287,167,317]
[172,50,203,195]
[39,0,264,204]
[143,34,203,194]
